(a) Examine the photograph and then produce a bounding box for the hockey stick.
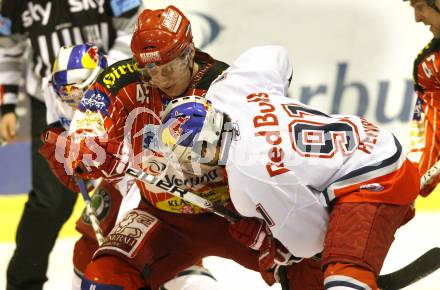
[376,162,440,289]
[378,247,440,290]
[125,167,240,223]
[75,178,105,246]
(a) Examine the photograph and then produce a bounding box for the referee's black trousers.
[6,98,78,290]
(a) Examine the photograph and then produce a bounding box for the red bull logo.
[87,46,98,63]
[169,115,190,139]
[161,115,190,146]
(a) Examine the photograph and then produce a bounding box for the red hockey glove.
[228,216,268,250]
[40,127,128,182]
[259,236,301,285]
[70,134,129,182]
[39,126,80,192]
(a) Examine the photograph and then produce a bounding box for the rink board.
[1,189,440,242]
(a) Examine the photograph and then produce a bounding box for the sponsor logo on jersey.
[79,88,111,116]
[102,63,137,89]
[69,0,105,14]
[360,183,384,192]
[100,210,158,257]
[143,159,167,176]
[22,2,52,27]
[156,184,228,214]
[73,110,106,137]
[161,168,219,188]
[81,187,111,224]
[247,92,289,177]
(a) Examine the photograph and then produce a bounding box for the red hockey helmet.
[403,0,440,14]
[131,5,193,67]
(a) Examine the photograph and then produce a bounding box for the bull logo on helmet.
[161,115,190,146]
[169,115,190,139]
[81,46,99,69]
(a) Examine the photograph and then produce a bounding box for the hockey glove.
[69,134,129,182]
[39,126,80,192]
[40,127,128,183]
[228,216,267,250]
[259,236,302,286]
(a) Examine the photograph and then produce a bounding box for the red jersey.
[71,50,231,213]
[408,38,440,195]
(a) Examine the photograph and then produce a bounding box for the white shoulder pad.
[231,45,293,94]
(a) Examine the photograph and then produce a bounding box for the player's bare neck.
[192,62,200,77]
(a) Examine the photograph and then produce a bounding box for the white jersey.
[42,76,76,129]
[205,45,412,258]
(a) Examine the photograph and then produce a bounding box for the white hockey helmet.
[52,44,107,108]
[160,95,224,164]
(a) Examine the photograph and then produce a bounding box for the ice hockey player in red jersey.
[42,5,280,290]
[159,45,421,290]
[405,0,440,196]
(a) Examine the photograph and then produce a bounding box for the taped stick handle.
[125,167,240,223]
[76,178,105,246]
[420,159,440,190]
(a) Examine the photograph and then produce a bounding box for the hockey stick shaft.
[376,161,440,289]
[75,178,105,246]
[125,167,240,223]
[378,247,440,290]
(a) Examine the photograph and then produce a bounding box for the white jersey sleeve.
[0,27,27,110]
[227,161,328,258]
[41,76,75,129]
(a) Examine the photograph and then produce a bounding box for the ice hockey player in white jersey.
[159,45,421,290]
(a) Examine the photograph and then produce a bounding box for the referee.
[0,1,143,289]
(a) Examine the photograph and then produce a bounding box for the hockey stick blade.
[377,247,440,290]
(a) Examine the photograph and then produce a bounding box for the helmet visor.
[54,83,87,108]
[135,46,191,83]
